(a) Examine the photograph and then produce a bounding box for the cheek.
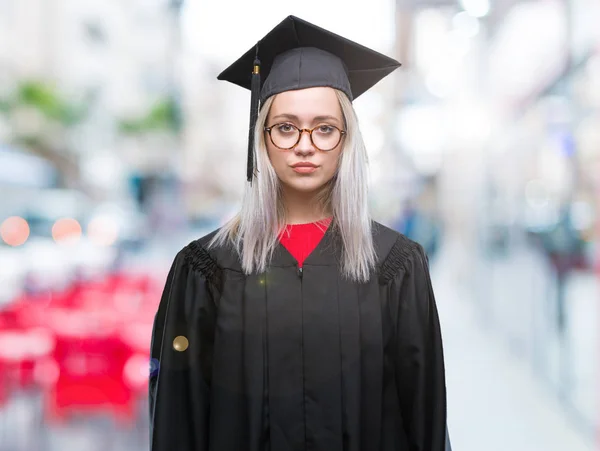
[322,151,342,177]
[266,145,284,169]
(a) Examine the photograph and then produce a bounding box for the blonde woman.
[150,15,451,451]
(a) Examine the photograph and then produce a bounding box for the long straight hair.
[208,89,376,282]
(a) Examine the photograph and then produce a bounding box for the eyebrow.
[271,113,342,126]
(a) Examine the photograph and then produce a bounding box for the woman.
[149,15,451,451]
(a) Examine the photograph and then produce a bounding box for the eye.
[317,125,335,134]
[277,123,296,133]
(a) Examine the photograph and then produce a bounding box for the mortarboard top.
[217,15,401,183]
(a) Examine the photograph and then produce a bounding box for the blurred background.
[0,0,598,450]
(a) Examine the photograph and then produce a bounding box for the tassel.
[247,45,261,183]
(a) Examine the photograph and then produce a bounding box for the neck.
[282,188,331,225]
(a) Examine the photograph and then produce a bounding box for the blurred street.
[436,240,596,451]
[1,0,599,449]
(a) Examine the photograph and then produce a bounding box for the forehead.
[269,87,342,119]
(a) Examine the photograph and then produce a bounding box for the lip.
[292,166,318,174]
[291,162,319,174]
[291,162,318,168]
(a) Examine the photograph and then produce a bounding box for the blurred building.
[392,0,600,438]
[0,0,184,197]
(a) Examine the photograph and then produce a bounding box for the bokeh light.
[452,12,480,38]
[52,218,82,244]
[459,0,491,18]
[0,216,30,246]
[87,215,119,247]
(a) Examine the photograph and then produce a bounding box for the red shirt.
[278,218,332,268]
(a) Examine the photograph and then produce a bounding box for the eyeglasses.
[264,122,346,152]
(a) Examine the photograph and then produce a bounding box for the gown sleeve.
[385,238,451,451]
[149,241,221,451]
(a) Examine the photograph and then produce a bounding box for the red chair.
[0,360,7,407]
[0,316,11,406]
[0,329,32,392]
[44,310,137,427]
[0,303,55,392]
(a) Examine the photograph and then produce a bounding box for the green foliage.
[0,80,88,126]
[14,134,43,149]
[0,98,10,114]
[18,81,86,125]
[118,97,181,135]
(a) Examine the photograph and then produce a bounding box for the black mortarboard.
[217,15,401,183]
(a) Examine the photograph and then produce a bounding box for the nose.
[294,130,316,155]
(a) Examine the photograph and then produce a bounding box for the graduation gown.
[149,221,451,451]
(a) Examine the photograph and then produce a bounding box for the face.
[265,87,345,195]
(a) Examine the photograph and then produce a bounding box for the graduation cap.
[217,15,401,183]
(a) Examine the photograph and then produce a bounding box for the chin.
[281,177,328,194]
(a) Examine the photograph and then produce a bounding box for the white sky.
[181,0,397,64]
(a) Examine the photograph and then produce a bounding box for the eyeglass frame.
[263,122,347,152]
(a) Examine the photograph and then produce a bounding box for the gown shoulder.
[372,221,425,284]
[180,236,223,288]
[181,227,244,274]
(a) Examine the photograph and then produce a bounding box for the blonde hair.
[208,89,376,282]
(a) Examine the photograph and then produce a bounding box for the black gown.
[149,221,451,451]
